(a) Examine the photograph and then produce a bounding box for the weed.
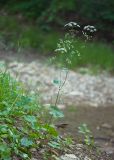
[78,123,95,147]
[52,22,95,149]
[0,70,70,159]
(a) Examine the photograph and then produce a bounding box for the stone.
[57,104,66,109]
[84,156,92,160]
[60,154,80,160]
[101,123,112,129]
[76,144,84,150]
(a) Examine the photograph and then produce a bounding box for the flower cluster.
[83,25,97,33]
[55,34,80,66]
[52,22,96,67]
[64,22,80,28]
[50,21,96,116]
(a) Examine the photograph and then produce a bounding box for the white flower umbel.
[83,25,97,33]
[64,22,80,28]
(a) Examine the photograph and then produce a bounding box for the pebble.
[60,154,80,160]
[84,156,91,160]
[101,123,112,129]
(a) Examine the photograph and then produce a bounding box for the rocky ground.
[0,50,114,108]
[0,49,114,160]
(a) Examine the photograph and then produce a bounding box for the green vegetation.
[0,71,70,159]
[0,15,114,71]
[1,0,114,40]
[0,2,114,159]
[53,22,114,72]
[78,123,94,147]
[0,15,60,53]
[56,40,114,72]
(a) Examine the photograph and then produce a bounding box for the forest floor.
[0,48,114,160]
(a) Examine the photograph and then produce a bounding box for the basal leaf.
[21,137,33,147]
[50,106,64,118]
[24,115,37,124]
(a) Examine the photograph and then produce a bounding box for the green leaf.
[16,96,32,107]
[50,106,64,118]
[0,144,11,160]
[0,124,8,133]
[48,141,60,149]
[21,137,33,147]
[22,153,29,158]
[0,61,5,68]
[78,123,91,134]
[24,115,37,124]
[53,79,61,85]
[44,124,58,137]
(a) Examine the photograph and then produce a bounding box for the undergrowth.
[0,71,70,159]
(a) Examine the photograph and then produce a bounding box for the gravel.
[0,58,114,108]
[0,52,114,160]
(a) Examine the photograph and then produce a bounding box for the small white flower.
[64,22,80,28]
[71,51,75,55]
[65,40,72,44]
[55,48,67,53]
[83,25,97,32]
[66,58,71,64]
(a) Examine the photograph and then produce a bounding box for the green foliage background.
[0,0,114,71]
[1,0,114,40]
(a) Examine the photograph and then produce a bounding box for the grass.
[0,15,60,53]
[56,39,114,72]
[0,15,114,72]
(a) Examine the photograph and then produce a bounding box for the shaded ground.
[58,106,114,157]
[0,49,114,159]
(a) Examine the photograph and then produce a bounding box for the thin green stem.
[54,70,68,106]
